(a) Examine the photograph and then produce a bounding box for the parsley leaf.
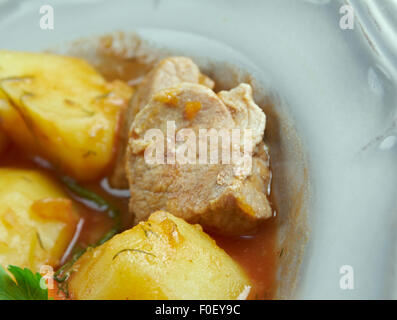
[0,265,49,300]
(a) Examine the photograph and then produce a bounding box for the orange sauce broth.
[209,218,278,300]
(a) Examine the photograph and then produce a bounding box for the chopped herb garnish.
[63,98,95,116]
[79,107,95,117]
[95,92,111,100]
[0,265,49,300]
[140,225,159,239]
[0,76,33,82]
[36,232,45,251]
[113,248,156,261]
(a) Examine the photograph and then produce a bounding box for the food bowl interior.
[1,0,396,299]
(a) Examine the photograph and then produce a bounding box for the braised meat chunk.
[126,82,272,235]
[109,57,214,189]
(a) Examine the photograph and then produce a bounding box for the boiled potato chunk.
[0,168,79,272]
[69,211,251,300]
[0,51,133,181]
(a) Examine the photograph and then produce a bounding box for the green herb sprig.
[0,265,49,300]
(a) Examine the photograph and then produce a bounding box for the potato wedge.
[69,211,251,300]
[0,168,79,272]
[0,51,133,181]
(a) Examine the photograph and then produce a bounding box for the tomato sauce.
[210,218,278,300]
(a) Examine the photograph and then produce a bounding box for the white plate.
[0,0,396,299]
